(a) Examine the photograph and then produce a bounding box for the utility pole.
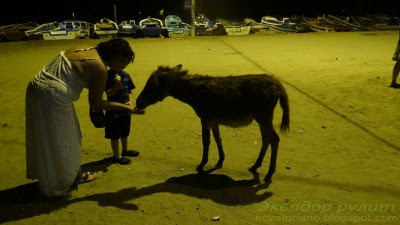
[191,0,196,36]
[114,4,117,24]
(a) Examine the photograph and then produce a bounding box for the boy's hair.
[96,38,135,63]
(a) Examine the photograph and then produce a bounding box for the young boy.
[105,69,139,165]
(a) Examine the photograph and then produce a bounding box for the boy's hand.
[113,80,122,90]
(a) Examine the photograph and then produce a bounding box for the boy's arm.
[128,92,133,106]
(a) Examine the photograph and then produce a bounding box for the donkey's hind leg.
[211,123,225,168]
[197,119,211,172]
[264,129,280,183]
[249,118,273,174]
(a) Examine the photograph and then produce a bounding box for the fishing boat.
[304,17,335,32]
[261,16,297,32]
[315,15,353,32]
[92,18,119,38]
[25,22,59,40]
[244,18,270,34]
[43,20,82,40]
[118,20,139,37]
[0,22,39,41]
[138,17,164,37]
[216,18,251,35]
[195,14,213,29]
[24,20,81,40]
[164,15,191,37]
[77,20,91,38]
[326,15,365,31]
[195,14,226,36]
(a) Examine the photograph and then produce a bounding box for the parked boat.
[195,15,226,36]
[92,18,119,38]
[304,17,335,32]
[0,22,39,41]
[316,15,354,32]
[118,20,139,37]
[23,20,81,40]
[138,17,165,37]
[326,15,365,31]
[244,18,270,34]
[216,18,251,35]
[164,15,191,37]
[77,20,91,38]
[261,16,297,32]
[25,22,59,40]
[195,14,213,29]
[44,20,82,40]
[0,24,17,41]
[361,15,399,30]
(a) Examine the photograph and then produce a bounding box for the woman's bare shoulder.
[65,46,100,63]
[65,45,92,54]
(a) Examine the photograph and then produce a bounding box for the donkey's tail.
[279,87,290,132]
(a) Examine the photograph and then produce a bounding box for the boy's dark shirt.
[105,71,135,118]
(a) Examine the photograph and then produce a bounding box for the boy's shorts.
[105,115,131,139]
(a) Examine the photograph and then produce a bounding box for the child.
[105,69,139,165]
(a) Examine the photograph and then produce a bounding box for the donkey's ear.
[172,64,182,72]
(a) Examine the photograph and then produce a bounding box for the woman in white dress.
[391,31,400,88]
[25,38,136,197]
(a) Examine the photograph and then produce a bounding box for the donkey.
[136,65,290,183]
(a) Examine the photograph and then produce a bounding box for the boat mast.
[114,4,117,24]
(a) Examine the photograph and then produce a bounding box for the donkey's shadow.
[0,169,272,223]
[83,172,273,208]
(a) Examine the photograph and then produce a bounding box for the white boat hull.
[94,30,119,38]
[42,30,81,40]
[224,25,251,35]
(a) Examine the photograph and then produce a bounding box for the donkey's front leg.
[211,123,225,168]
[196,119,211,172]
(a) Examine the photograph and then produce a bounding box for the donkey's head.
[136,64,184,110]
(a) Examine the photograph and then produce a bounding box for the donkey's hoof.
[248,165,258,174]
[196,165,205,172]
[215,161,223,169]
[264,176,273,185]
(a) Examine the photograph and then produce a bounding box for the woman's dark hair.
[96,38,135,63]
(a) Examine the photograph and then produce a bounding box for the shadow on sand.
[0,160,272,223]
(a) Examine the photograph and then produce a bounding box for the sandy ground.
[0,31,399,225]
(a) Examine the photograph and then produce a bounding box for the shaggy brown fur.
[136,64,290,183]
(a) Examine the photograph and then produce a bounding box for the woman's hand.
[132,106,145,114]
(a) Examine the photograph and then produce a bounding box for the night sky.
[3,0,400,25]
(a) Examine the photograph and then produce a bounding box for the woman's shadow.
[0,160,272,223]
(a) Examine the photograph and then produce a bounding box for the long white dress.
[25,51,85,197]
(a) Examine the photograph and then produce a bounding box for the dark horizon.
[3,0,400,25]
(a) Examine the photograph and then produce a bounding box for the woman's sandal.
[79,171,101,184]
